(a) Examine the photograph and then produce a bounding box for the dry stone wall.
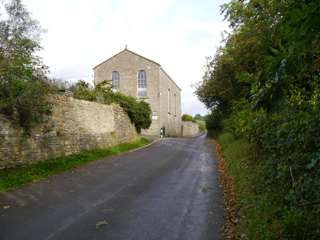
[182,121,200,137]
[0,95,138,169]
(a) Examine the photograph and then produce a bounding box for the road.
[0,135,224,240]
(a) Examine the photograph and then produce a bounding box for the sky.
[22,0,229,116]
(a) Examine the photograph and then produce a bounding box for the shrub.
[0,79,52,132]
[182,114,194,122]
[249,105,320,239]
[71,80,97,102]
[0,0,51,133]
[196,0,320,237]
[47,78,72,92]
[218,103,320,239]
[204,109,224,133]
[194,114,205,121]
[113,93,152,133]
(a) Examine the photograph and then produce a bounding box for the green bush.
[71,80,97,102]
[0,79,52,132]
[182,114,194,122]
[249,105,320,239]
[0,0,51,133]
[113,93,152,133]
[196,0,320,238]
[218,104,320,239]
[194,114,205,121]
[204,109,224,133]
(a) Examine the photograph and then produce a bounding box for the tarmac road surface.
[0,135,224,240]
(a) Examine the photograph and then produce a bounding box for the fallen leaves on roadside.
[213,139,238,240]
[95,220,109,229]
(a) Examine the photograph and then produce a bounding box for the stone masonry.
[0,95,138,169]
[93,48,182,136]
[181,121,200,137]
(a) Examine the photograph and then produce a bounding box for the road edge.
[126,137,162,154]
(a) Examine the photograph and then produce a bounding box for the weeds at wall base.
[0,138,149,192]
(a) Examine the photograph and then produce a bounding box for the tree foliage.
[194,114,205,121]
[196,0,320,238]
[0,0,51,133]
[181,114,194,122]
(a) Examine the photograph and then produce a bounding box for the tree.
[194,114,204,121]
[71,80,97,101]
[0,0,51,133]
[196,1,320,238]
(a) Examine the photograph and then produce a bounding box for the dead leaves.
[213,139,238,240]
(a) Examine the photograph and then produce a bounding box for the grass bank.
[217,132,278,240]
[0,138,150,192]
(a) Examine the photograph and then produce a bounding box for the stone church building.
[93,48,182,136]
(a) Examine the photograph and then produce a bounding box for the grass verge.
[0,138,150,192]
[217,132,277,240]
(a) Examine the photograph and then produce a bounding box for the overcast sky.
[22,0,229,116]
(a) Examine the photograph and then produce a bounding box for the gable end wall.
[94,50,161,136]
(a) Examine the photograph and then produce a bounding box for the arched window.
[137,70,147,97]
[112,71,120,91]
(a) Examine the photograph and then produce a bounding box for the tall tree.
[196,1,320,238]
[0,0,51,132]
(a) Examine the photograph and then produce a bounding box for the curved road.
[0,135,224,240]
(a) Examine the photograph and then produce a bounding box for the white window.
[137,70,147,97]
[168,88,171,114]
[112,71,120,91]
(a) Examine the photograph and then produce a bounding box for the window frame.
[137,70,147,97]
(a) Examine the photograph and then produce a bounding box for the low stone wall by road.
[181,121,200,137]
[0,95,138,169]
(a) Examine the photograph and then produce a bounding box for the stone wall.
[0,95,138,169]
[181,121,200,137]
